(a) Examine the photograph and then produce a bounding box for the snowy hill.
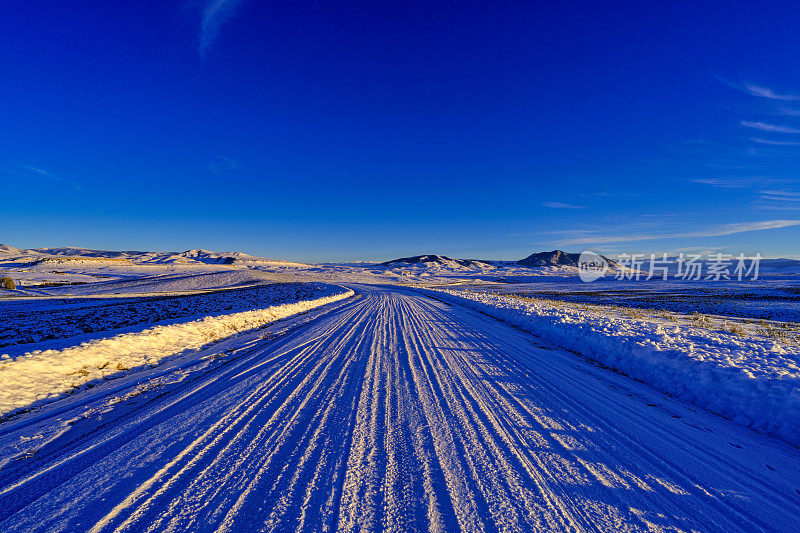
[380,250,620,272]
[516,249,619,268]
[0,244,25,255]
[517,250,580,267]
[0,244,309,267]
[33,247,136,259]
[381,255,493,269]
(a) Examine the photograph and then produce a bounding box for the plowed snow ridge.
[0,286,353,415]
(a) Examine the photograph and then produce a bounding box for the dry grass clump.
[756,322,799,346]
[689,312,712,328]
[719,322,746,337]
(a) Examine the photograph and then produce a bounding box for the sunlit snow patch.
[0,286,353,416]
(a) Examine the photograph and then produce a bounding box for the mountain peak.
[516,250,580,267]
[381,254,491,269]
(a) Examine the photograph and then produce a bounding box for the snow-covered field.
[476,278,800,322]
[1,278,323,349]
[1,245,799,531]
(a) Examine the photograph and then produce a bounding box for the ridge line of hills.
[3,244,800,271]
[379,251,800,273]
[0,244,307,267]
[381,250,616,268]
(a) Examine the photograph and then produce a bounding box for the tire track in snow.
[437,304,790,531]
[0,296,368,531]
[402,294,797,531]
[397,296,579,532]
[109,298,379,532]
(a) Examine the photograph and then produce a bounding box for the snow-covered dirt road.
[0,286,798,532]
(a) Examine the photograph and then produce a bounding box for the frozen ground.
[1,247,799,531]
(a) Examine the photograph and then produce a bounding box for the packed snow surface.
[0,285,353,416]
[422,288,800,445]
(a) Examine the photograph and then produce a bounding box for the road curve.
[0,286,798,532]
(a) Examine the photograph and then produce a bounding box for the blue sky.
[2,1,800,262]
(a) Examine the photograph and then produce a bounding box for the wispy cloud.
[541,202,586,209]
[693,178,800,210]
[739,83,800,101]
[207,156,240,173]
[691,177,776,188]
[762,190,800,198]
[750,137,800,146]
[741,121,800,133]
[20,164,80,191]
[553,220,800,246]
[760,198,800,205]
[674,219,800,237]
[757,189,800,206]
[755,205,800,211]
[199,0,245,57]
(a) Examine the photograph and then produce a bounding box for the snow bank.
[2,282,323,349]
[0,286,353,416]
[421,288,800,446]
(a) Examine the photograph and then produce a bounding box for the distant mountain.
[516,251,800,273]
[381,255,492,269]
[516,250,616,268]
[744,258,800,272]
[0,244,309,267]
[0,244,24,255]
[516,250,580,267]
[34,246,135,259]
[382,251,617,270]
